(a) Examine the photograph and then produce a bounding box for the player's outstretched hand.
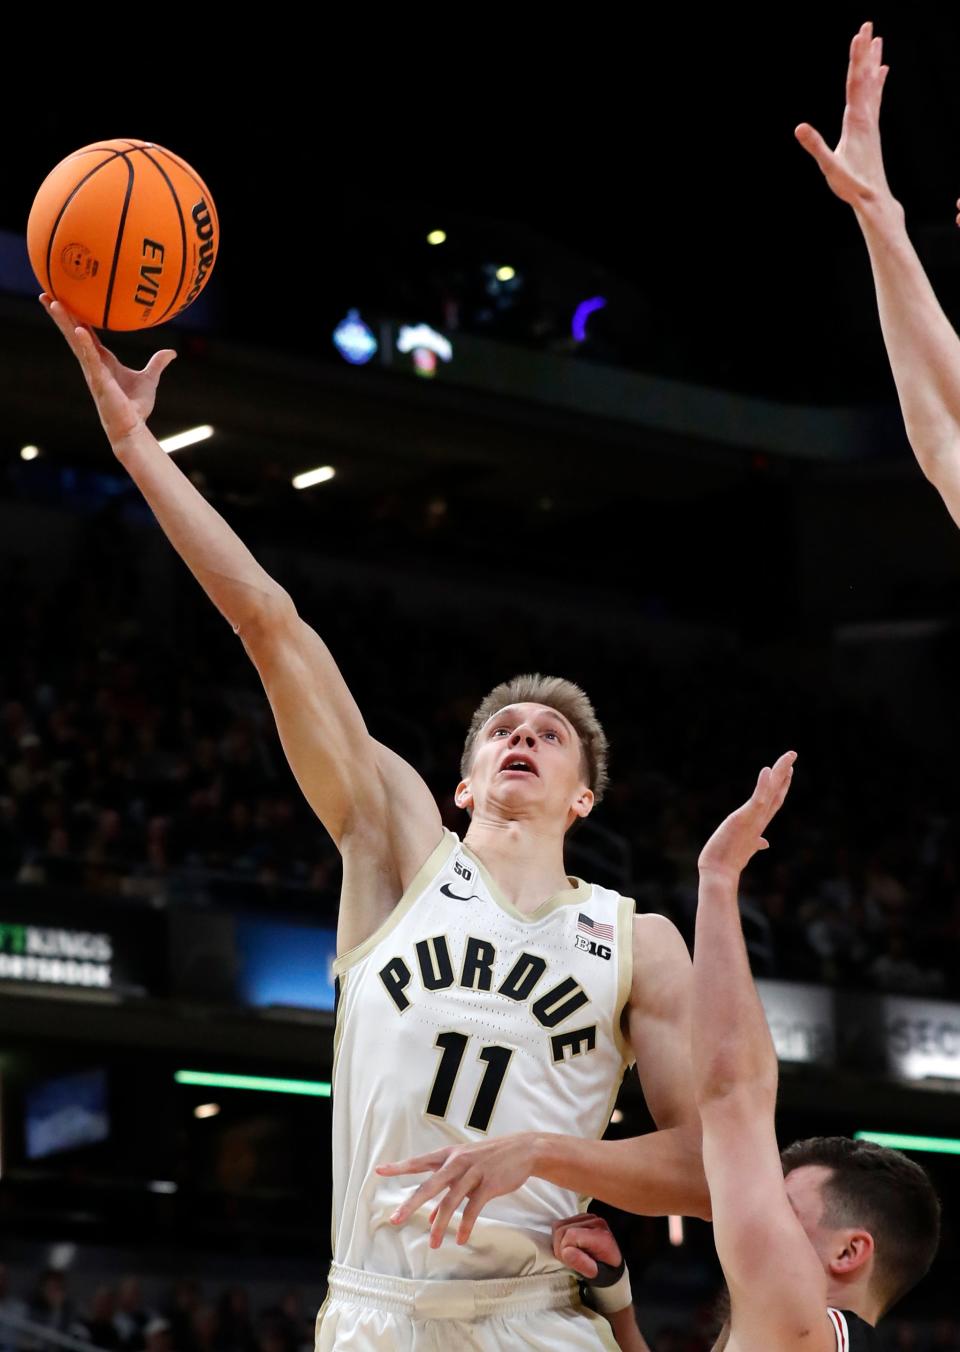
[40,294,176,448]
[376,1132,538,1248]
[552,1212,622,1281]
[697,752,796,882]
[795,21,893,214]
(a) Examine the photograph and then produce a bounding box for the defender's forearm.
[692,870,778,1108]
[857,197,960,480]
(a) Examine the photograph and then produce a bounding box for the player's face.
[459,702,593,826]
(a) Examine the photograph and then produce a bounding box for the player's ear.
[572,787,594,820]
[828,1229,874,1278]
[455,779,474,812]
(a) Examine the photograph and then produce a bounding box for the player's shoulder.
[630,909,689,958]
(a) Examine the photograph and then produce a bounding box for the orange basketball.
[27,139,219,331]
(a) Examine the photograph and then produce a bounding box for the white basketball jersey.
[330,829,635,1281]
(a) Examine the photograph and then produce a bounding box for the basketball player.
[796,21,960,530]
[412,757,942,1350]
[41,296,709,1350]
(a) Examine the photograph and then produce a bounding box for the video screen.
[24,1068,109,1160]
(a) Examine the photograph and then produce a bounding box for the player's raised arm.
[796,21,960,526]
[693,754,836,1351]
[42,297,441,952]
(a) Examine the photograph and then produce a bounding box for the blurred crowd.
[1,1258,957,1352]
[0,1265,313,1352]
[1,526,958,1001]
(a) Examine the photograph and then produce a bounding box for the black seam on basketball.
[136,147,187,322]
[43,150,124,298]
[149,146,219,237]
[101,153,136,330]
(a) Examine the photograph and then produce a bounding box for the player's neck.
[463,816,572,913]
[825,1275,879,1326]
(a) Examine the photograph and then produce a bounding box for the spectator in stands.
[83,1286,121,1351]
[28,1271,78,1340]
[112,1278,152,1352]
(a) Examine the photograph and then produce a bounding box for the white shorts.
[316,1262,619,1351]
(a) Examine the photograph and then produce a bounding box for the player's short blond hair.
[460,674,609,803]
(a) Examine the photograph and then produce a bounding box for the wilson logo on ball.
[178,198,217,313]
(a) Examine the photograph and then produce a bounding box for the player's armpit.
[700,1092,835,1352]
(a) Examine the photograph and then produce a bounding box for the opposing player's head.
[781,1136,940,1318]
[457,674,608,832]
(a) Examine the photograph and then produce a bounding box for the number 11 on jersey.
[425,1031,515,1134]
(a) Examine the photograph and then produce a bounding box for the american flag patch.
[577,912,614,942]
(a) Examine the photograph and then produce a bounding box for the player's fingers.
[43,297,89,358]
[553,1216,595,1256]
[848,22,872,80]
[388,1171,451,1225]
[750,766,772,809]
[560,1222,622,1263]
[553,1213,603,1234]
[794,123,836,176]
[73,327,108,393]
[377,1148,451,1176]
[456,1189,492,1245]
[559,1243,599,1279]
[144,349,177,382]
[430,1169,480,1248]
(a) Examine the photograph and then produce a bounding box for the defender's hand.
[697,752,795,882]
[795,21,893,213]
[553,1212,623,1281]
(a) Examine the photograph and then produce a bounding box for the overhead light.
[175,1070,332,1098]
[147,1180,178,1194]
[333,310,378,365]
[193,1102,220,1120]
[854,1130,960,1156]
[610,1108,624,1125]
[158,425,214,454]
[20,445,40,461]
[495,265,516,282]
[292,466,336,491]
[427,230,447,246]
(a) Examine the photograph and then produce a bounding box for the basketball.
[27,139,219,331]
